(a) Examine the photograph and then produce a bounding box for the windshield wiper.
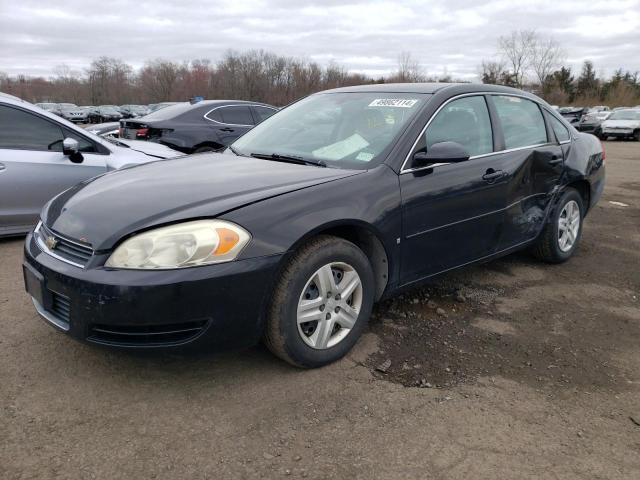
[250,152,326,167]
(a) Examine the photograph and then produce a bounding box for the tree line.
[479,30,640,107]
[1,41,638,108]
[0,51,376,107]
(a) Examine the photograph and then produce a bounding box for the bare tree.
[529,36,565,89]
[394,51,424,83]
[498,30,537,88]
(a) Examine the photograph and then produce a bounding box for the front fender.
[222,165,403,285]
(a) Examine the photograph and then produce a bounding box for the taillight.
[118,127,124,137]
[136,128,149,138]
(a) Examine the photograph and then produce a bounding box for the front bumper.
[602,129,634,138]
[23,233,282,350]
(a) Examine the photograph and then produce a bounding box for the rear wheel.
[264,235,375,368]
[532,188,584,263]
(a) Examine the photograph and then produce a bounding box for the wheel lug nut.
[335,294,341,300]
[326,313,331,320]
[327,291,332,298]
[334,306,340,313]
[319,304,325,311]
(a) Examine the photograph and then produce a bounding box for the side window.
[424,96,493,157]
[220,106,254,125]
[547,114,571,143]
[0,105,64,151]
[493,96,548,149]
[253,106,277,123]
[63,129,98,153]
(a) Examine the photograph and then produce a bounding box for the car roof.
[320,82,546,103]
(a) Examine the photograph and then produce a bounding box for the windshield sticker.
[355,152,374,162]
[312,134,370,160]
[368,98,418,108]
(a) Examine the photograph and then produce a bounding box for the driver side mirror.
[62,138,84,164]
[412,141,470,167]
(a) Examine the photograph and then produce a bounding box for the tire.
[194,146,218,153]
[264,235,375,368]
[532,188,584,263]
[634,130,640,142]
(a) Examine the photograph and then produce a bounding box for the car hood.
[602,119,640,128]
[43,153,362,250]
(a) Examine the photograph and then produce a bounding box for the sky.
[1,0,639,81]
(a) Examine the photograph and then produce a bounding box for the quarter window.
[547,114,571,143]
[0,105,64,151]
[493,96,548,149]
[423,96,493,157]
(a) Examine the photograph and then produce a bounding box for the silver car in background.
[58,103,88,123]
[0,93,184,236]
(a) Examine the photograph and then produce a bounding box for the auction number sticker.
[369,98,418,108]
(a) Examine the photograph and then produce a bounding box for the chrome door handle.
[548,155,563,165]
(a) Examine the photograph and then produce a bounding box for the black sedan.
[88,106,123,123]
[119,100,278,153]
[24,83,604,368]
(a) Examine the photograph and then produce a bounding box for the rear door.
[489,95,564,250]
[0,104,106,231]
[399,95,508,284]
[207,105,255,145]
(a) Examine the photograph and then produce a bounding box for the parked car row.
[557,105,640,140]
[33,102,160,124]
[7,84,606,368]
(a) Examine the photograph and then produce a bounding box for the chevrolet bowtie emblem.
[45,236,58,250]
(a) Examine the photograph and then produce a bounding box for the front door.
[399,95,507,285]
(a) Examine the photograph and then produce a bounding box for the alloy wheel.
[296,262,363,350]
[558,200,580,252]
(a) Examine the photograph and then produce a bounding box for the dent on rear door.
[498,145,563,250]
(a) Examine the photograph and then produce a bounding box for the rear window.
[140,102,192,121]
[493,96,548,149]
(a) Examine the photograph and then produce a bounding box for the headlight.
[105,220,251,269]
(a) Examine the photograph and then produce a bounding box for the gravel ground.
[1,141,639,479]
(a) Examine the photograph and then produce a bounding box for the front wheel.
[532,188,584,263]
[264,235,375,368]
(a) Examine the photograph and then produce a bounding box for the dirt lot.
[1,141,639,479]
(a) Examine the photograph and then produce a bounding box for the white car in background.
[0,93,184,236]
[599,109,640,141]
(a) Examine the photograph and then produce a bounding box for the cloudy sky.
[1,0,639,81]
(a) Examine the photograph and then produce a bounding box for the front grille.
[50,291,71,324]
[88,320,209,346]
[38,223,93,267]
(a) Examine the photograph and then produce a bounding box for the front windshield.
[608,110,640,121]
[232,92,429,169]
